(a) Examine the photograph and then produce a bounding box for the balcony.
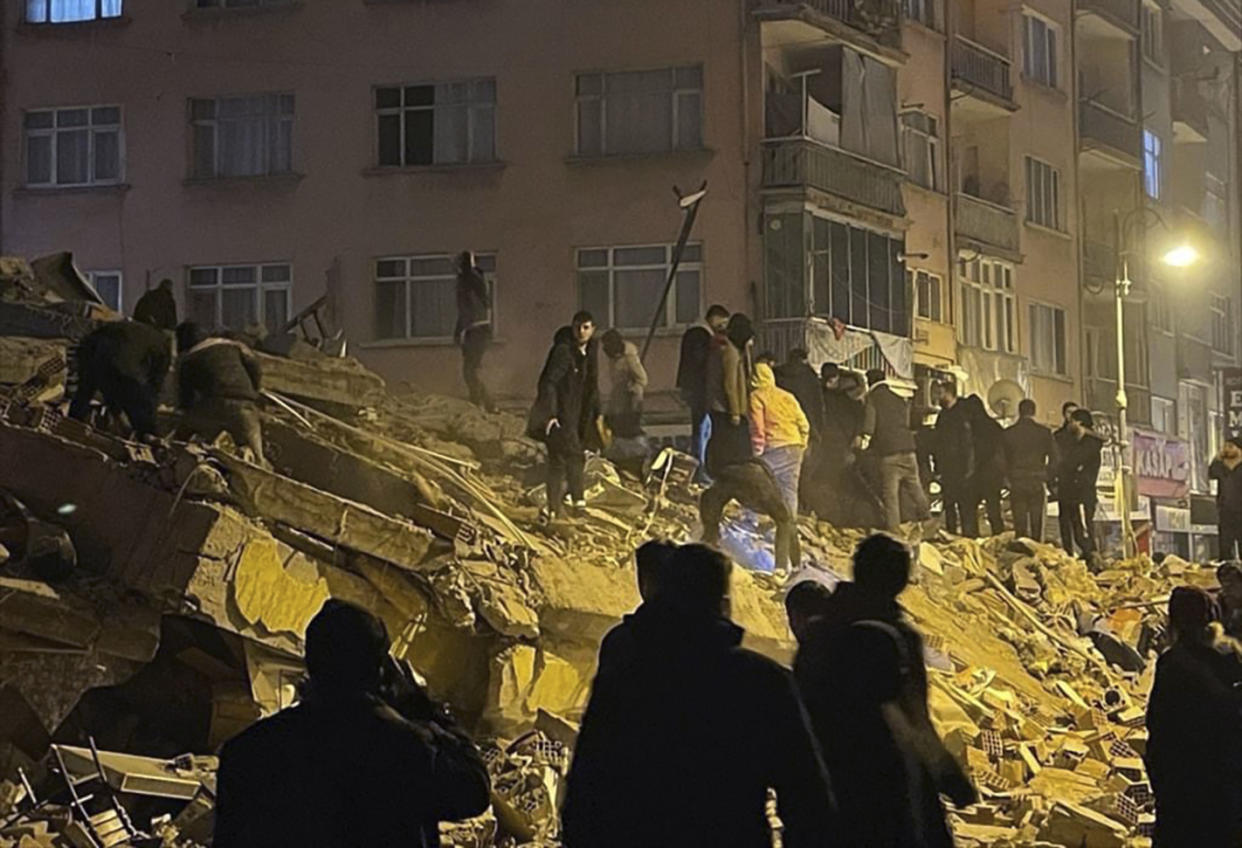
[1083,240,1116,283]
[757,317,912,375]
[951,37,1017,113]
[1078,0,1140,34]
[752,0,902,49]
[954,192,1020,254]
[1172,78,1211,143]
[1085,378,1152,425]
[1079,99,1141,168]
[762,137,906,216]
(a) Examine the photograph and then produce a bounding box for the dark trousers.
[971,476,1005,536]
[1220,515,1242,561]
[701,465,801,572]
[70,368,159,437]
[941,475,978,537]
[546,425,585,515]
[1010,484,1047,541]
[185,398,266,465]
[706,411,750,478]
[689,403,709,466]
[461,325,492,410]
[1059,498,1096,557]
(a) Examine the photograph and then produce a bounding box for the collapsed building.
[0,255,1216,847]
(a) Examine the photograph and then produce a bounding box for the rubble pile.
[0,254,1214,845]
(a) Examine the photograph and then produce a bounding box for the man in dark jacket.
[454,251,493,412]
[1003,398,1058,541]
[527,312,599,519]
[931,381,977,537]
[1210,438,1242,560]
[677,304,729,471]
[562,544,836,847]
[215,600,490,848]
[1056,408,1103,559]
[69,320,171,438]
[775,348,826,440]
[132,279,178,331]
[961,394,1005,535]
[175,322,266,464]
[701,458,802,574]
[794,535,976,848]
[861,370,929,531]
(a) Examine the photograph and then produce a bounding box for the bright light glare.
[57,503,77,515]
[1162,244,1200,267]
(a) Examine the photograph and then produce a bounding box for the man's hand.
[546,418,560,436]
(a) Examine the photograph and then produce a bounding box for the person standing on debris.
[1003,398,1058,541]
[808,365,867,523]
[930,381,977,537]
[794,534,976,847]
[69,320,171,439]
[454,251,494,412]
[677,304,730,472]
[215,600,490,848]
[175,322,266,466]
[961,393,1005,535]
[701,459,803,574]
[527,313,600,519]
[1210,437,1242,560]
[860,369,929,532]
[132,278,178,332]
[600,329,648,439]
[1146,586,1242,848]
[750,361,810,517]
[775,348,826,441]
[1056,408,1103,561]
[563,544,837,848]
[705,313,756,476]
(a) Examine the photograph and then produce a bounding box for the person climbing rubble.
[677,304,730,474]
[562,544,837,847]
[860,370,929,532]
[750,361,810,517]
[701,458,802,574]
[131,278,178,332]
[793,534,976,847]
[1003,398,1058,542]
[174,322,267,466]
[600,328,648,440]
[214,600,491,848]
[454,251,494,412]
[68,319,171,439]
[1209,437,1242,561]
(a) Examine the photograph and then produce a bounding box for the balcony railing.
[1079,100,1141,164]
[1083,240,1116,282]
[1172,78,1211,140]
[762,137,906,216]
[951,37,1014,103]
[753,0,902,46]
[954,193,1019,252]
[1079,0,1140,31]
[1202,0,1242,46]
[1086,378,1152,425]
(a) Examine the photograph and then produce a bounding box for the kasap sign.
[1131,428,1191,499]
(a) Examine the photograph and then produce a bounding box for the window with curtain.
[577,244,701,330]
[1022,14,1059,87]
[902,111,941,190]
[190,94,294,179]
[189,263,292,335]
[1028,302,1067,375]
[375,79,496,167]
[911,269,944,322]
[26,0,120,22]
[840,49,899,166]
[800,215,906,334]
[958,255,1015,353]
[373,253,495,341]
[24,105,122,187]
[576,66,702,157]
[1024,156,1061,230]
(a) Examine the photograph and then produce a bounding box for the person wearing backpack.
[793,534,976,847]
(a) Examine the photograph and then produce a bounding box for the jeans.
[1059,498,1097,557]
[878,452,929,532]
[761,444,804,517]
[701,461,800,572]
[1010,485,1047,541]
[461,324,492,410]
[546,424,585,516]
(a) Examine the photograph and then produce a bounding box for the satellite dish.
[987,379,1025,419]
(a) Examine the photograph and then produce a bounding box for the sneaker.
[573,499,587,510]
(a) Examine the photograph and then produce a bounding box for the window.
[188,263,291,334]
[576,66,702,157]
[1143,130,1162,199]
[375,253,494,340]
[375,80,496,168]
[25,0,119,22]
[1212,294,1234,355]
[1141,3,1163,64]
[1022,14,1059,87]
[24,106,122,187]
[1151,396,1175,435]
[1028,302,1067,375]
[87,271,122,312]
[902,111,941,191]
[1206,173,1228,233]
[1024,157,1061,230]
[190,94,293,179]
[911,270,944,322]
[196,0,291,7]
[578,244,701,331]
[801,217,907,334]
[903,0,938,28]
[1179,381,1208,491]
[1150,284,1172,333]
[958,255,1015,353]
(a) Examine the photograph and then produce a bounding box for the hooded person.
[705,313,755,476]
[69,320,171,438]
[132,278,178,332]
[1210,437,1242,560]
[749,361,810,516]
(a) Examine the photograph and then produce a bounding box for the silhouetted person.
[931,381,977,537]
[1056,409,1102,560]
[69,320,171,438]
[562,544,836,847]
[454,251,493,411]
[215,600,490,848]
[961,393,1005,535]
[775,348,825,441]
[1219,561,1242,640]
[600,328,648,439]
[1051,400,1079,485]
[1210,437,1242,560]
[677,304,729,471]
[705,313,755,476]
[1003,398,1058,541]
[701,459,802,574]
[175,322,266,465]
[527,313,600,518]
[132,278,178,331]
[1146,586,1242,848]
[784,579,835,644]
[861,369,929,531]
[810,366,868,523]
[794,534,975,847]
[593,539,678,681]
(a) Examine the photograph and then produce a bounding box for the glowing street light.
[1161,244,1200,268]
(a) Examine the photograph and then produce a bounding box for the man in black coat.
[454,251,493,412]
[527,312,600,519]
[961,394,1005,535]
[132,279,178,331]
[175,322,266,464]
[562,544,836,848]
[215,600,490,848]
[1209,438,1242,560]
[1056,408,1103,560]
[1003,398,1058,541]
[861,370,929,531]
[775,348,826,440]
[677,304,729,471]
[69,320,171,438]
[931,381,977,537]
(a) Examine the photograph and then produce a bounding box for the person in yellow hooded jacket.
[749,361,810,518]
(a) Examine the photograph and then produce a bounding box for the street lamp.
[1112,208,1200,559]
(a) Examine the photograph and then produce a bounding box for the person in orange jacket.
[749,361,810,518]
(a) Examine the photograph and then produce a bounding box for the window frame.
[86,270,123,312]
[1141,2,1164,65]
[1021,12,1060,89]
[957,255,1016,354]
[903,0,939,29]
[1151,395,1176,435]
[187,261,292,334]
[189,93,295,180]
[1027,300,1068,376]
[574,65,704,158]
[1150,283,1173,334]
[901,110,942,192]
[910,268,945,323]
[1024,156,1062,231]
[373,252,496,342]
[1212,294,1234,355]
[1143,129,1163,199]
[25,0,121,23]
[194,0,293,8]
[23,104,124,188]
[576,243,703,332]
[373,78,497,169]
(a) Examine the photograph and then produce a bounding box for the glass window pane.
[190,268,218,287]
[868,231,891,334]
[830,221,850,322]
[56,108,88,128]
[190,99,216,121]
[93,129,120,181]
[850,227,868,328]
[470,78,497,102]
[577,249,608,268]
[433,103,468,164]
[221,287,257,329]
[475,254,496,273]
[261,264,290,283]
[576,74,602,97]
[681,243,702,263]
[55,129,89,184]
[615,267,666,329]
[408,256,454,276]
[404,85,434,107]
[469,105,495,162]
[193,124,216,178]
[375,280,407,339]
[26,135,52,184]
[578,271,610,325]
[219,116,266,176]
[25,111,53,130]
[436,81,470,104]
[269,117,292,173]
[614,246,667,266]
[91,107,120,125]
[26,0,48,23]
[377,113,402,165]
[375,87,401,110]
[675,66,703,88]
[189,290,218,327]
[605,73,672,154]
[376,259,405,278]
[404,109,434,166]
[577,99,602,156]
[409,279,456,337]
[222,266,256,285]
[263,288,288,334]
[675,270,700,325]
[676,92,702,150]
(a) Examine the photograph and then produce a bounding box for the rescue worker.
[1003,398,1058,541]
[454,251,493,412]
[705,313,755,477]
[69,320,171,439]
[600,328,648,439]
[1209,437,1242,561]
[132,278,178,332]
[861,370,929,532]
[749,361,810,517]
[931,381,977,537]
[676,304,729,471]
[701,459,802,574]
[1056,408,1103,560]
[175,322,266,465]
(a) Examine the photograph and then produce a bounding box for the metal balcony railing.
[1079,0,1140,31]
[1086,378,1152,424]
[762,137,906,216]
[1079,100,1141,163]
[951,37,1014,102]
[753,0,902,45]
[955,193,1019,252]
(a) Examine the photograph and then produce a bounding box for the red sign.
[1131,428,1191,499]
